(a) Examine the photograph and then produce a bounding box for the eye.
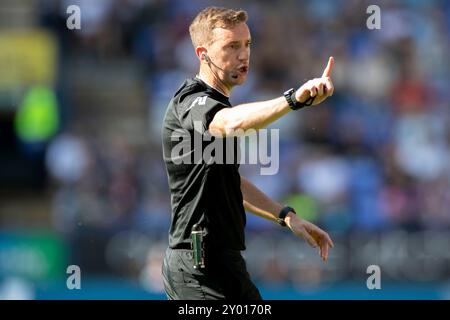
[246,41,252,48]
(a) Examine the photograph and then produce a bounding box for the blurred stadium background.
[0,0,449,299]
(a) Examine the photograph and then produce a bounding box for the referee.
[161,7,334,300]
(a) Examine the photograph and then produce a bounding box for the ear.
[196,47,207,62]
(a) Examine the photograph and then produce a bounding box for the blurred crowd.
[2,0,450,291]
[41,0,450,232]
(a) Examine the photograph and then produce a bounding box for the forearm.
[209,96,291,136]
[241,176,284,223]
[209,57,335,137]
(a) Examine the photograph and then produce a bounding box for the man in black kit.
[161,7,335,300]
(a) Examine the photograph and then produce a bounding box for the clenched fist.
[295,56,335,106]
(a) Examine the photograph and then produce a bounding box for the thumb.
[322,56,334,78]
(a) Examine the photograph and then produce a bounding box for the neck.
[198,67,231,97]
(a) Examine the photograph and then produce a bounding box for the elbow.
[218,120,245,137]
[209,112,244,137]
[223,119,244,136]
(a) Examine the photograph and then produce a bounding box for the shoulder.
[174,79,227,112]
[173,79,215,106]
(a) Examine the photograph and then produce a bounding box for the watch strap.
[284,88,315,110]
[277,206,296,227]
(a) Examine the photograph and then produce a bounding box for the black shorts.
[162,247,262,300]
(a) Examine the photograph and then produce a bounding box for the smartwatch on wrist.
[277,206,296,227]
[283,88,315,110]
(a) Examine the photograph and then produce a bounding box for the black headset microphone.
[202,53,239,80]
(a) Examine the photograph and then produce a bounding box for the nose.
[238,47,250,63]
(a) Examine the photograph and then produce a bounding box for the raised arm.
[209,57,334,136]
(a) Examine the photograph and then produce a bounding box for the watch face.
[284,88,294,95]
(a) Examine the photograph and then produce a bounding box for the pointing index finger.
[322,56,334,78]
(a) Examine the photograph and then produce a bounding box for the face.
[206,22,251,88]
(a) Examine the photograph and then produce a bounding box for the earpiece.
[201,52,229,78]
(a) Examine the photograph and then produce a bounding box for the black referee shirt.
[161,77,246,251]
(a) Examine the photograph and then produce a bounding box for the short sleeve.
[178,94,229,133]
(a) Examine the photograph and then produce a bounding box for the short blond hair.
[189,7,248,47]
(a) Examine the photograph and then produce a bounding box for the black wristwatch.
[277,206,296,227]
[283,88,315,110]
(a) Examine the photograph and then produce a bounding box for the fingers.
[317,82,324,97]
[301,228,319,248]
[321,56,334,78]
[319,242,329,261]
[316,230,334,261]
[326,233,334,248]
[297,56,334,104]
[324,78,334,97]
[320,233,334,261]
[321,230,334,248]
[299,221,334,261]
[306,79,332,99]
